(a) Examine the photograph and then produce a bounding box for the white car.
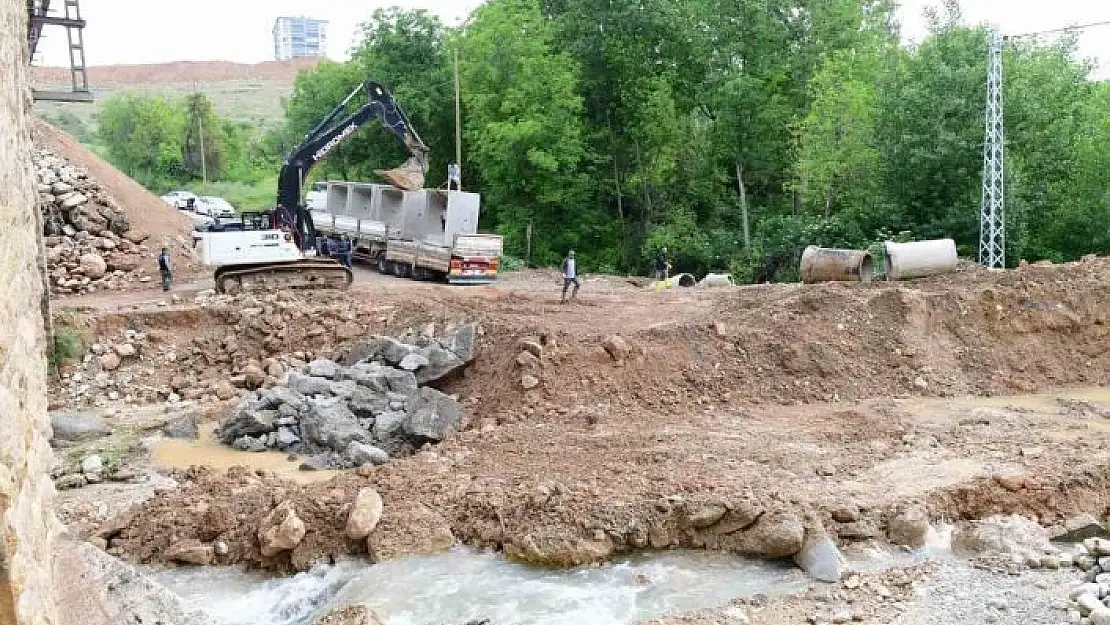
[161,190,198,210]
[195,196,236,218]
[306,182,327,211]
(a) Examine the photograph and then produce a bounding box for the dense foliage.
[92,0,1110,279]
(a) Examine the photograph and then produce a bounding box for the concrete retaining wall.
[0,2,61,623]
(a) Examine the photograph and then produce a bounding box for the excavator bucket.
[375,156,426,191]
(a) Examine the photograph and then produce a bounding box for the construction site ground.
[50,259,1110,624]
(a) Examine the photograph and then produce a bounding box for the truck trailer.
[310,182,503,284]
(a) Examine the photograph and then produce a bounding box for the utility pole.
[193,82,208,185]
[453,47,463,192]
[979,28,1005,269]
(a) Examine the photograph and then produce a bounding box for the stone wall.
[0,2,60,624]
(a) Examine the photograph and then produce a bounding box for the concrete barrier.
[883,239,958,281]
[799,246,874,284]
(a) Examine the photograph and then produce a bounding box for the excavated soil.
[70,259,1110,573]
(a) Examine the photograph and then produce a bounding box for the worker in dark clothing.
[560,250,580,304]
[157,247,172,291]
[340,236,354,268]
[653,247,671,293]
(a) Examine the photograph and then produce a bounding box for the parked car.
[161,190,198,210]
[306,182,327,211]
[195,196,236,218]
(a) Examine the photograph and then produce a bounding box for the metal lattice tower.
[979,29,1005,269]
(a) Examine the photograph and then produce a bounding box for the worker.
[340,236,354,269]
[653,247,670,293]
[157,247,172,292]
[560,250,580,304]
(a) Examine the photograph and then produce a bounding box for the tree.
[97,93,187,186]
[460,0,597,264]
[183,93,226,181]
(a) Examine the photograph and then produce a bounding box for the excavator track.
[213,259,353,295]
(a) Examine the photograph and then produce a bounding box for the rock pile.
[34,149,160,294]
[217,324,478,469]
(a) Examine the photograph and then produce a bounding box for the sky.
[34,0,1110,77]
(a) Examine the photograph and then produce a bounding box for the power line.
[1008,19,1110,40]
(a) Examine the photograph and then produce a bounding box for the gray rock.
[287,372,336,397]
[414,344,466,385]
[276,427,300,447]
[300,398,370,453]
[299,453,340,471]
[373,411,409,456]
[218,407,277,442]
[404,387,462,444]
[307,359,341,380]
[163,416,198,440]
[444,322,478,362]
[1055,515,1109,542]
[1078,593,1104,616]
[1091,607,1110,625]
[81,455,104,475]
[887,504,929,548]
[233,436,268,452]
[342,363,418,395]
[795,536,844,582]
[51,413,111,442]
[343,337,416,366]
[345,441,390,467]
[328,379,360,399]
[256,386,308,413]
[348,387,390,419]
[399,353,430,371]
[1072,583,1102,601]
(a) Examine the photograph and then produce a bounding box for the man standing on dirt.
[653,247,670,293]
[158,247,172,291]
[561,250,580,304]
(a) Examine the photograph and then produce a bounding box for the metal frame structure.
[978,28,1005,269]
[28,0,92,102]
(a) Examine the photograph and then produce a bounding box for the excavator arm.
[275,80,430,250]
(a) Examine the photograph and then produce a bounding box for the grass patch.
[50,324,88,370]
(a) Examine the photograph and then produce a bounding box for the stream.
[149,529,954,625]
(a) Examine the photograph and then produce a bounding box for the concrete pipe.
[667,273,697,288]
[699,273,735,288]
[883,239,958,281]
[799,246,874,284]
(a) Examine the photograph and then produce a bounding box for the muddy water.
[149,549,811,625]
[150,423,339,484]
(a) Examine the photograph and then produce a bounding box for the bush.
[50,326,87,369]
[500,254,524,272]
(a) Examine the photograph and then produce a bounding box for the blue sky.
[33,0,1110,79]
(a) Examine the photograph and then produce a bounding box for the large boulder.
[79,253,107,279]
[952,515,1051,557]
[372,411,409,456]
[342,337,416,367]
[254,386,308,413]
[345,441,389,468]
[366,501,455,562]
[443,322,478,362]
[404,387,462,445]
[299,398,370,453]
[218,408,277,443]
[887,503,929,548]
[258,501,307,557]
[346,488,385,539]
[164,539,214,566]
[795,534,844,582]
[287,372,337,397]
[51,413,110,442]
[347,387,390,419]
[307,359,341,380]
[413,345,466,385]
[722,511,805,558]
[341,364,417,395]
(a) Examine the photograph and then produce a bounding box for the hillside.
[31,59,324,127]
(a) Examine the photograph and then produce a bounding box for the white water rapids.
[149,548,809,625]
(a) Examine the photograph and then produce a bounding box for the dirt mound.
[32,59,323,87]
[33,120,199,287]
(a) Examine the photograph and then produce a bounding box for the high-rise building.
[273,16,328,61]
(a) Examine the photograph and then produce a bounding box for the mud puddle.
[150,423,338,484]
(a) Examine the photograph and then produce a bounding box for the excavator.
[196,80,430,294]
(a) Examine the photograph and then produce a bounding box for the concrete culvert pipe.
[668,273,697,288]
[799,246,874,284]
[699,273,735,288]
[883,239,958,281]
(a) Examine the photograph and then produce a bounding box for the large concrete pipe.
[667,273,697,288]
[800,246,874,284]
[883,239,958,281]
[699,273,735,288]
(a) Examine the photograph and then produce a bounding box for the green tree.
[97,93,187,187]
[183,92,226,181]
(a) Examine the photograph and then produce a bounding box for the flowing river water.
[149,528,955,625]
